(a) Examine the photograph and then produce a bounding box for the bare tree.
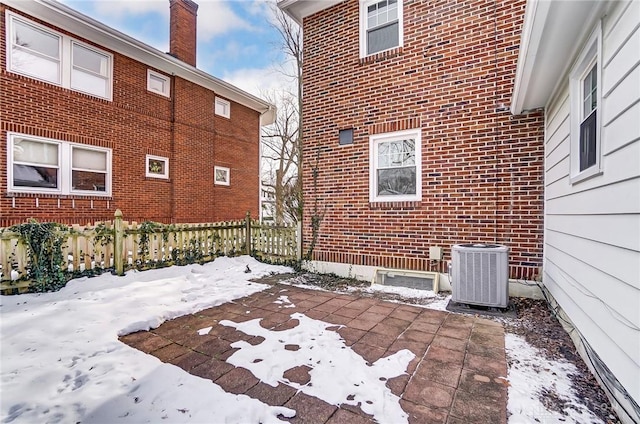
[260,4,302,224]
[261,90,301,224]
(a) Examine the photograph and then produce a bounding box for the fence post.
[114,209,124,276]
[245,211,252,256]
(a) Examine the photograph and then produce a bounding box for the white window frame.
[369,128,422,202]
[5,11,113,101]
[215,97,231,118]
[214,166,230,186]
[569,21,602,184]
[359,0,404,58]
[145,154,169,179]
[147,69,170,97]
[7,132,112,196]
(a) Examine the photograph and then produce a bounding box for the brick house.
[0,0,275,226]
[279,0,545,285]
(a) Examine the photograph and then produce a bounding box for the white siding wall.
[543,0,640,411]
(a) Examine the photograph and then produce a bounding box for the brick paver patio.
[120,284,507,424]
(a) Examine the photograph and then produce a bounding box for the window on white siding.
[570,22,602,184]
[369,129,421,202]
[215,97,231,118]
[6,12,113,100]
[147,70,170,97]
[360,0,403,57]
[8,133,112,195]
[146,155,169,179]
[214,166,230,186]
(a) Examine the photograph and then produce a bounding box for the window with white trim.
[570,22,602,183]
[369,129,421,202]
[360,0,403,57]
[147,70,170,97]
[146,155,169,179]
[215,97,231,118]
[8,133,111,195]
[214,166,230,186]
[6,11,113,100]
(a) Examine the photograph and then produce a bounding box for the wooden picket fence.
[0,210,300,293]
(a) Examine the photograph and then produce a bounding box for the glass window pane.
[72,170,106,192]
[13,139,58,165]
[73,43,108,75]
[149,74,166,93]
[377,167,416,196]
[367,22,399,54]
[148,159,166,175]
[72,147,107,171]
[11,49,60,83]
[13,20,59,59]
[71,71,108,98]
[13,164,58,188]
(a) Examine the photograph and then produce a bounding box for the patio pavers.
[119,284,508,424]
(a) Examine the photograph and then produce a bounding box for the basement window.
[373,268,439,292]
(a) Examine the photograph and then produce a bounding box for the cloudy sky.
[62,0,294,98]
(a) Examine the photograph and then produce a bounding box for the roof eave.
[3,0,276,126]
[277,0,343,25]
[510,0,610,116]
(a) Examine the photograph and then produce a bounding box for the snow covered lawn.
[1,256,607,423]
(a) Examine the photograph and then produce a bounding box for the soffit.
[511,0,610,115]
[277,0,344,24]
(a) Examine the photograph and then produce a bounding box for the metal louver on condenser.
[451,244,509,308]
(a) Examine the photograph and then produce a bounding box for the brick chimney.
[169,0,198,66]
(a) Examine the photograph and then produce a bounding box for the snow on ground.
[222,311,414,423]
[0,256,604,424]
[505,333,604,423]
[1,257,296,424]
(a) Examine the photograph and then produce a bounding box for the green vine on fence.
[94,222,114,246]
[137,221,162,265]
[9,220,68,292]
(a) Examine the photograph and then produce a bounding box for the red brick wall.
[0,5,260,226]
[301,0,544,279]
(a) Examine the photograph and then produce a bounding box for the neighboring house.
[511,1,639,422]
[260,184,276,222]
[0,0,275,226]
[279,0,544,281]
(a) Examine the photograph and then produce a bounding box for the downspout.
[170,74,176,223]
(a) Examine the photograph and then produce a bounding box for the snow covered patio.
[1,256,607,423]
[121,283,508,424]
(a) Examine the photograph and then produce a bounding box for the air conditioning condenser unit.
[451,243,509,308]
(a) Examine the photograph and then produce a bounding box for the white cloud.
[222,65,295,99]
[80,1,253,42]
[91,0,168,18]
[196,1,254,41]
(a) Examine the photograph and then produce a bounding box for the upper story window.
[147,69,170,97]
[215,97,231,118]
[369,129,421,202]
[6,11,113,100]
[360,0,403,57]
[8,133,112,196]
[570,21,602,184]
